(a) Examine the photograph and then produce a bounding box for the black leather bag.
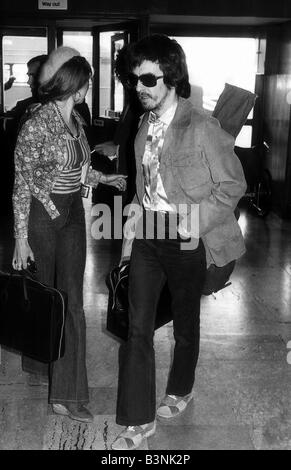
[202,208,240,296]
[106,259,235,341]
[0,270,67,362]
[106,263,172,340]
[202,260,236,295]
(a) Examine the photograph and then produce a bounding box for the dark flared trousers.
[22,190,89,405]
[116,235,206,426]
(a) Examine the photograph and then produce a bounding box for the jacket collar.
[170,97,193,129]
[159,97,193,159]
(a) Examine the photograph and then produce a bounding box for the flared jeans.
[116,234,206,426]
[22,190,89,405]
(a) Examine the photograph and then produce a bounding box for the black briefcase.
[106,263,172,341]
[0,270,67,363]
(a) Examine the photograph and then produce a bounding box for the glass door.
[92,22,139,141]
[98,30,127,121]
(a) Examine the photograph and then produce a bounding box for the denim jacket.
[13,101,100,238]
[122,97,247,267]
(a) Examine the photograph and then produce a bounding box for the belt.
[143,209,179,221]
[142,209,181,239]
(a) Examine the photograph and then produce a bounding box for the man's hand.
[94,141,118,157]
[100,174,127,191]
[4,76,16,91]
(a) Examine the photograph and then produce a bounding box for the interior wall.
[263,22,291,217]
[1,0,291,20]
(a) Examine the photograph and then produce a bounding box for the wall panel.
[263,21,291,217]
[1,0,291,19]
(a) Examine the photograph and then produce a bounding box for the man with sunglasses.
[111,34,246,450]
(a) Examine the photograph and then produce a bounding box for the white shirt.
[142,101,177,213]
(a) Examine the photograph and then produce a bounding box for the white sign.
[38,0,68,10]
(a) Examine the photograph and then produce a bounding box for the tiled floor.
[1,199,291,450]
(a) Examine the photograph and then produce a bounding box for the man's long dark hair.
[128,34,191,99]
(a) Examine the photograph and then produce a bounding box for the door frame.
[91,20,140,123]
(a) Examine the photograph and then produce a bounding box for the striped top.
[52,132,90,194]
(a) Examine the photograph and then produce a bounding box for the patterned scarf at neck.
[148,111,162,125]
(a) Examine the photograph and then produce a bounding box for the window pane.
[171,37,258,146]
[12,64,28,83]
[3,36,47,111]
[235,125,253,148]
[62,32,93,116]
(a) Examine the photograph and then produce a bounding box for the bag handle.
[0,268,37,312]
[18,268,38,311]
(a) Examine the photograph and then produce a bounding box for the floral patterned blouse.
[13,101,101,238]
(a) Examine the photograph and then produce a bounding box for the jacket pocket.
[170,151,210,190]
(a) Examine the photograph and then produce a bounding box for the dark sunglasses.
[127,73,164,88]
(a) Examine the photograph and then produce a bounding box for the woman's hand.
[12,238,35,270]
[101,174,127,191]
